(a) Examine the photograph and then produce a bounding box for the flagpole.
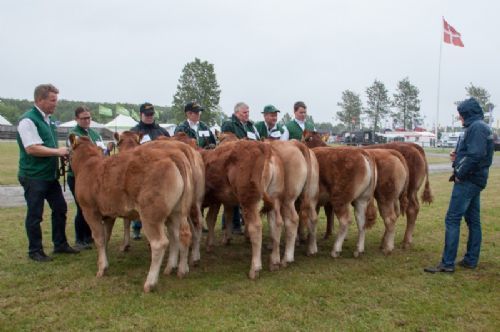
[435,17,444,142]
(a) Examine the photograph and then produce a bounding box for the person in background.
[67,106,108,250]
[255,104,289,140]
[174,101,217,149]
[16,84,79,262]
[285,101,315,140]
[129,102,170,239]
[220,102,260,234]
[424,98,494,273]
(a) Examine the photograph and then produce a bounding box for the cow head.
[302,130,327,148]
[218,132,238,144]
[116,131,142,151]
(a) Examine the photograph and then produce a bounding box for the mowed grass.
[0,141,20,185]
[0,170,499,331]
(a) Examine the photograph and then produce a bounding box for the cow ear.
[113,132,120,142]
[136,133,144,144]
[69,133,78,147]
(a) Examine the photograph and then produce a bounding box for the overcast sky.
[1,0,498,128]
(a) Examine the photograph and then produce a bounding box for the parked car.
[494,133,500,151]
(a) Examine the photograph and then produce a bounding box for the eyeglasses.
[78,117,91,120]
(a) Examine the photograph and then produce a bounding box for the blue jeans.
[441,181,482,268]
[221,205,242,231]
[18,177,68,254]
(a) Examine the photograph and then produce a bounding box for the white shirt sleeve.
[280,126,290,141]
[17,118,44,148]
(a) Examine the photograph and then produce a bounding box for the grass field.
[1,169,499,331]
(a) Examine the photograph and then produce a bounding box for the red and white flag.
[443,18,464,47]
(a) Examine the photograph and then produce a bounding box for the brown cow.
[364,142,433,248]
[69,135,193,292]
[202,139,285,278]
[116,131,206,265]
[304,130,431,249]
[308,144,377,257]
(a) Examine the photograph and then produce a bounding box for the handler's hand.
[56,147,70,157]
[449,151,456,162]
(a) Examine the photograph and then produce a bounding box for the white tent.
[159,123,176,136]
[59,119,105,128]
[0,114,12,125]
[104,114,138,133]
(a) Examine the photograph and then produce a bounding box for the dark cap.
[262,105,280,113]
[140,102,155,115]
[184,101,204,112]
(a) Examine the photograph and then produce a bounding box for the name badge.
[96,141,106,150]
[270,131,281,138]
[199,130,210,137]
[246,131,257,140]
[140,134,151,144]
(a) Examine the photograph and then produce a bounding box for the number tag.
[246,131,257,140]
[140,134,151,144]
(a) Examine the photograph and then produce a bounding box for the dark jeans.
[18,176,68,254]
[441,181,483,268]
[68,176,93,243]
[221,205,242,231]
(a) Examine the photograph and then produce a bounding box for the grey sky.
[1,0,498,128]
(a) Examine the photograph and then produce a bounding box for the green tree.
[315,122,334,133]
[172,58,222,125]
[336,90,362,130]
[365,79,391,132]
[279,112,292,125]
[392,77,421,130]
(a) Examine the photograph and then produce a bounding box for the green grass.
[0,141,20,185]
[1,170,499,331]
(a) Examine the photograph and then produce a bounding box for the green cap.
[262,105,280,113]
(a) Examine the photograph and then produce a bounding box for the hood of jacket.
[457,98,484,127]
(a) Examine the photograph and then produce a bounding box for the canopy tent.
[104,114,138,133]
[0,114,12,125]
[58,119,105,128]
[159,123,176,136]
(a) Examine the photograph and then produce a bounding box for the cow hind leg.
[244,205,263,280]
[267,207,282,271]
[353,200,369,257]
[85,212,108,277]
[205,204,220,253]
[164,217,180,276]
[121,218,131,252]
[332,207,350,258]
[177,215,192,278]
[379,203,397,255]
[323,203,334,240]
[282,202,299,266]
[141,220,169,293]
[402,194,419,249]
[222,206,234,246]
[188,209,203,266]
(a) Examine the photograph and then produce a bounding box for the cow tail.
[297,142,314,228]
[396,152,409,217]
[364,153,378,229]
[410,143,433,204]
[259,143,275,214]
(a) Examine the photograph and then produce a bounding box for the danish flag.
[443,18,464,47]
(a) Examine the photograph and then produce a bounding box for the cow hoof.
[266,243,273,251]
[223,239,232,246]
[120,244,130,252]
[269,262,280,272]
[401,242,412,250]
[353,251,364,258]
[191,259,200,267]
[163,266,176,275]
[206,245,213,253]
[281,260,288,268]
[177,269,188,279]
[248,269,260,280]
[143,283,156,293]
[331,251,340,258]
[382,248,392,256]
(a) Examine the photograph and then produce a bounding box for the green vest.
[285,120,315,140]
[221,114,259,140]
[174,120,216,148]
[255,121,284,139]
[67,125,104,177]
[17,107,59,180]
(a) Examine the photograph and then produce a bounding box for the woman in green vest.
[67,106,108,250]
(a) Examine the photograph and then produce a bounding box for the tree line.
[0,57,495,134]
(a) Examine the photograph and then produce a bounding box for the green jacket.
[285,119,315,140]
[67,125,104,177]
[255,121,285,139]
[17,107,59,180]
[221,114,259,140]
[174,120,216,148]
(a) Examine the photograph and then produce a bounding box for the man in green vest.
[285,101,315,140]
[174,101,217,149]
[67,106,108,250]
[220,102,260,234]
[17,84,79,262]
[255,104,289,140]
[221,102,260,140]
